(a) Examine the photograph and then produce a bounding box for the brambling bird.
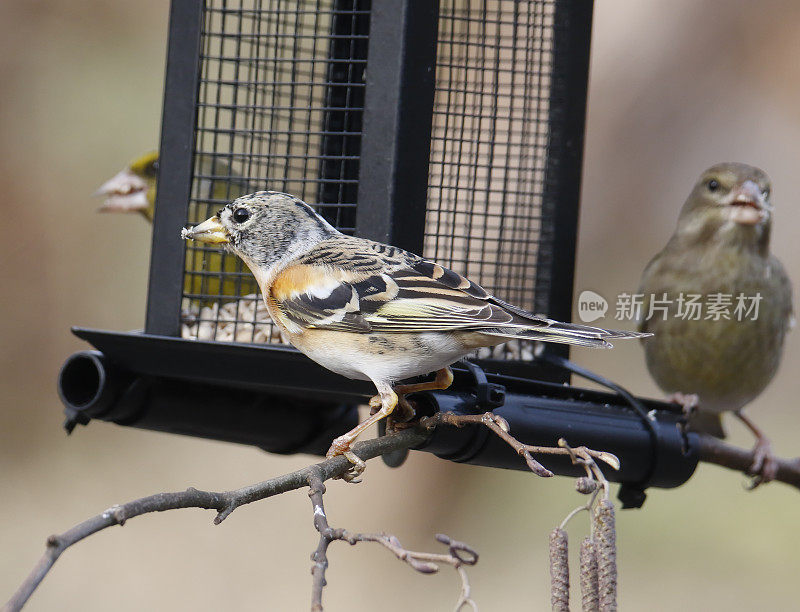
[97,151,257,299]
[183,192,648,480]
[639,163,793,484]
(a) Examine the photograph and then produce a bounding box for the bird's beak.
[94,169,149,213]
[728,180,769,226]
[181,216,229,244]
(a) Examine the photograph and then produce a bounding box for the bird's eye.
[232,207,250,223]
[707,179,720,192]
[763,188,770,199]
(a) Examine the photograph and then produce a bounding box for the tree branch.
[6,411,800,612]
[306,470,477,611]
[2,428,430,612]
[694,433,800,490]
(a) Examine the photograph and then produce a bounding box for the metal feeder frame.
[60,0,700,507]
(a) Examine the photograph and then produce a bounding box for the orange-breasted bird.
[184,191,648,480]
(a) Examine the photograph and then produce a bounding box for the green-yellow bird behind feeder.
[95,151,257,298]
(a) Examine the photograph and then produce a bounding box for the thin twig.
[423,412,620,477]
[558,441,611,532]
[307,470,477,611]
[559,490,601,532]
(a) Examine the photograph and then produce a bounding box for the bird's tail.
[481,320,651,349]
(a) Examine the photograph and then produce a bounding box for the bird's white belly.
[289,329,472,383]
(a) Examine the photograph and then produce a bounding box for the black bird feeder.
[59,0,699,506]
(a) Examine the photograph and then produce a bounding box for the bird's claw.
[396,396,416,421]
[385,396,416,431]
[668,392,700,416]
[368,394,382,415]
[340,451,366,483]
[326,437,366,484]
[747,439,779,488]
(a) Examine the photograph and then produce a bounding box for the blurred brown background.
[2,1,800,610]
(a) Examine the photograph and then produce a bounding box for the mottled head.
[677,162,773,248]
[95,151,159,221]
[181,191,337,279]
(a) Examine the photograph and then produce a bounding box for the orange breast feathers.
[270,264,345,302]
[267,264,370,335]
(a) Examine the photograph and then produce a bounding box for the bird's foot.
[329,385,397,483]
[341,451,366,483]
[385,395,417,432]
[747,437,779,489]
[735,412,778,488]
[326,436,366,484]
[368,394,382,415]
[396,395,417,422]
[668,392,700,416]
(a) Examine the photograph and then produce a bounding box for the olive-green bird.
[639,162,793,483]
[95,151,257,298]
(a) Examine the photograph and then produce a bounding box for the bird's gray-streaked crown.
[218,191,337,269]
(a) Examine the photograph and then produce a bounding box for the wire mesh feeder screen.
[181,0,369,344]
[425,0,557,361]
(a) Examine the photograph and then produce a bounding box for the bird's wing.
[637,247,671,334]
[358,260,532,332]
[769,254,795,334]
[270,250,635,347]
[268,258,517,333]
